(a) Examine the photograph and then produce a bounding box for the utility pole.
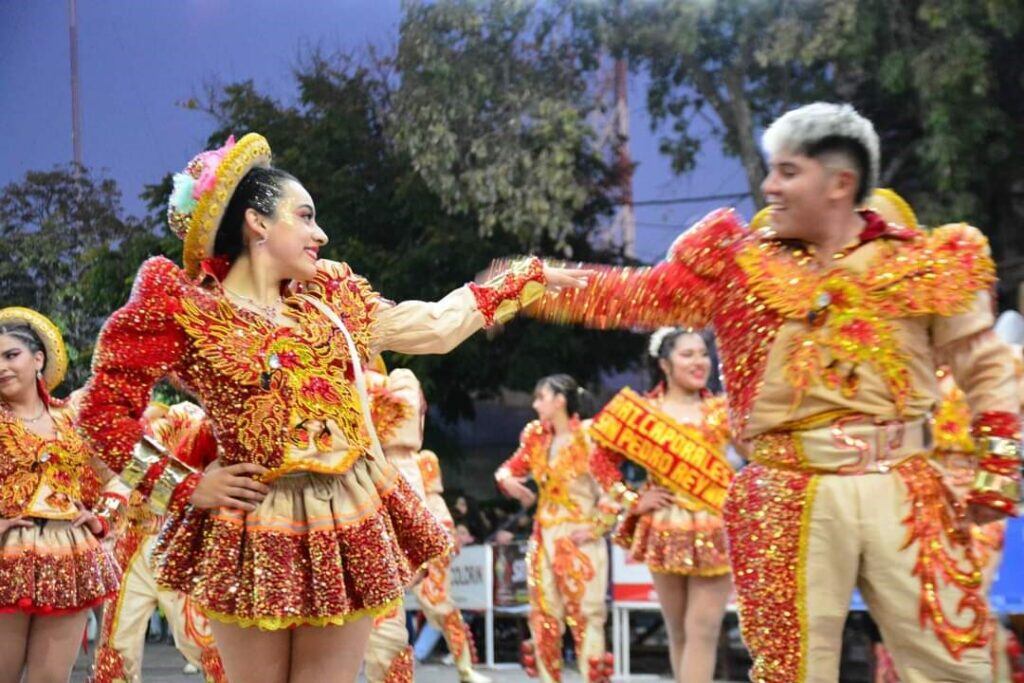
[612,52,635,258]
[69,0,82,167]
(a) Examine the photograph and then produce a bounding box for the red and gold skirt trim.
[615,502,730,576]
[154,456,451,631]
[0,519,119,614]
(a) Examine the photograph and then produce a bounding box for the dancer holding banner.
[523,102,1021,682]
[590,327,733,683]
[496,374,614,683]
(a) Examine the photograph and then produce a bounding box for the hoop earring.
[255,237,268,246]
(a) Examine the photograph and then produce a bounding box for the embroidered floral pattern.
[0,403,92,518]
[896,456,987,658]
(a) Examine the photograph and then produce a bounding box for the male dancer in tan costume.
[524,103,1021,681]
[91,401,225,683]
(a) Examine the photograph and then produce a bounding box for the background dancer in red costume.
[590,327,734,683]
[0,307,119,683]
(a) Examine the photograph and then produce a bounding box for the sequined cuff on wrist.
[609,482,639,513]
[150,458,199,515]
[93,515,111,540]
[470,257,546,327]
[94,492,127,535]
[120,435,198,515]
[164,472,202,518]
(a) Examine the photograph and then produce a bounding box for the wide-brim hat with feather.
[167,132,272,278]
[0,307,69,391]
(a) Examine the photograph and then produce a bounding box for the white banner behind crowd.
[405,544,491,611]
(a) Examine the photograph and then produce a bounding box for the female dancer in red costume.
[76,133,588,683]
[590,328,733,682]
[0,307,119,683]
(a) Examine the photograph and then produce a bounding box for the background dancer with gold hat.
[589,327,733,683]
[91,400,226,683]
[77,133,590,683]
[496,374,614,683]
[0,307,120,683]
[521,102,1021,681]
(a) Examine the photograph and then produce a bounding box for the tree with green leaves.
[615,0,847,209]
[618,0,1023,299]
[144,51,641,425]
[390,0,612,251]
[0,166,158,390]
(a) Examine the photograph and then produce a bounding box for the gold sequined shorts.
[615,500,730,576]
[0,518,119,615]
[153,456,451,630]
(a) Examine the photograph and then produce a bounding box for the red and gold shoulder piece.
[369,382,413,443]
[416,448,440,468]
[520,419,548,443]
[292,260,381,330]
[667,208,748,278]
[134,256,188,303]
[927,223,994,273]
[869,223,995,318]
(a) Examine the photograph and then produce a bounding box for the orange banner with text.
[590,388,731,513]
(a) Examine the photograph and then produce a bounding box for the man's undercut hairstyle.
[762,102,879,204]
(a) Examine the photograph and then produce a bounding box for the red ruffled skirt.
[154,456,451,630]
[0,519,119,614]
[615,493,730,576]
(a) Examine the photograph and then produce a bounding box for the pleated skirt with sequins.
[153,455,451,630]
[0,519,120,615]
[615,492,731,577]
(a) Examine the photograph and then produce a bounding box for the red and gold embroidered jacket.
[0,396,102,519]
[528,209,1021,513]
[78,255,544,513]
[496,418,609,531]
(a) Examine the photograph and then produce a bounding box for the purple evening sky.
[0,1,753,263]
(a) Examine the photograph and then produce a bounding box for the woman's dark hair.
[648,328,722,394]
[447,490,490,541]
[214,166,300,262]
[535,373,589,417]
[0,323,46,370]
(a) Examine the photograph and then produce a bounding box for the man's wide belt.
[752,417,931,474]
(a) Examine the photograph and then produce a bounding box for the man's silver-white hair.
[762,102,880,197]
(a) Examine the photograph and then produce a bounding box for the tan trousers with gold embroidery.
[527,524,608,683]
[412,551,477,677]
[92,534,222,683]
[803,472,990,682]
[365,601,413,683]
[364,454,423,683]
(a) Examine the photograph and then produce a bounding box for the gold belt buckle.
[871,421,906,473]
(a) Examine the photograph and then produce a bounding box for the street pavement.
[72,641,684,682]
